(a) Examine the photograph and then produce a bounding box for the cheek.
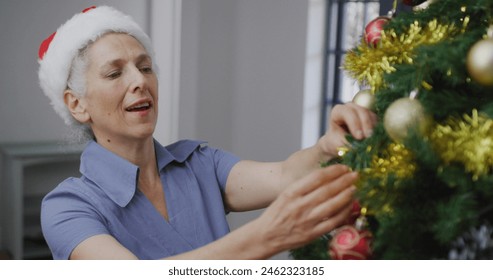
[86,88,124,117]
[151,78,159,100]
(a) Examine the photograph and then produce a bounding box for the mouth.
[125,101,152,112]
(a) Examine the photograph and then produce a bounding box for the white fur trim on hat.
[38,6,155,126]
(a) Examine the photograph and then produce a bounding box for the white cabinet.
[0,142,83,259]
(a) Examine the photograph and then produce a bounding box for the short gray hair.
[65,44,94,143]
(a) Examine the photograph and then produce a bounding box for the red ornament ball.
[364,16,390,47]
[345,201,362,225]
[329,225,372,260]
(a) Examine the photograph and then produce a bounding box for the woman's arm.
[224,103,376,212]
[71,165,357,259]
[70,234,138,260]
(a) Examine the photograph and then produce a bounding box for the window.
[320,0,410,135]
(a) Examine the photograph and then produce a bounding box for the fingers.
[307,182,356,224]
[289,167,358,230]
[311,199,354,237]
[301,169,358,208]
[297,168,358,237]
[289,164,352,197]
[329,124,350,148]
[330,103,377,140]
[258,167,359,252]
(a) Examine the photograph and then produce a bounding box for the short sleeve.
[41,178,109,260]
[211,148,241,191]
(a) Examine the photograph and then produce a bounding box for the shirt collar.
[80,139,206,207]
[156,139,206,169]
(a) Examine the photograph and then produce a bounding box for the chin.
[134,127,156,139]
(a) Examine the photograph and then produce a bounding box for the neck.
[96,136,159,183]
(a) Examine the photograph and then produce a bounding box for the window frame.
[319,0,410,136]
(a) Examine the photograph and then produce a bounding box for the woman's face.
[82,33,158,144]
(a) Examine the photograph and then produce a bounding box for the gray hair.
[65,44,94,143]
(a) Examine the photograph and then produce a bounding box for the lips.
[125,101,151,112]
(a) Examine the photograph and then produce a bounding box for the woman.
[39,6,377,260]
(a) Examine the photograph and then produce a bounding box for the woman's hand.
[318,103,378,159]
[254,164,357,254]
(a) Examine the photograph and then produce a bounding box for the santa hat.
[38,6,155,126]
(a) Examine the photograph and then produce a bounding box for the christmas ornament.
[402,0,427,6]
[364,1,398,47]
[383,95,432,142]
[364,16,391,47]
[352,89,376,111]
[429,109,493,181]
[466,38,493,86]
[344,19,457,92]
[412,0,435,11]
[329,225,372,260]
[345,201,362,225]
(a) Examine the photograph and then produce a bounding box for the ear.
[64,90,91,124]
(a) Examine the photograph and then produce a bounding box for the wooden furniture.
[0,142,83,259]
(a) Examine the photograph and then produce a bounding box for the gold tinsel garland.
[429,109,493,181]
[340,143,416,216]
[362,143,416,185]
[343,19,460,92]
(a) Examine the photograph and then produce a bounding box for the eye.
[140,66,153,74]
[106,70,122,79]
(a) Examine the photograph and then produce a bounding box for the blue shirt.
[41,139,240,260]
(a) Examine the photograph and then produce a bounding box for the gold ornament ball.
[384,97,432,142]
[352,89,376,111]
[467,38,493,86]
[412,0,435,11]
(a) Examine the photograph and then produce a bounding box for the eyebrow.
[135,53,152,64]
[101,53,152,69]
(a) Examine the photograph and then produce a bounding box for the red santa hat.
[38,6,155,126]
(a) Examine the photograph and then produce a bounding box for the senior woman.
[38,6,377,260]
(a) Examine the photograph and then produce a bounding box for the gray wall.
[180,0,308,158]
[180,0,309,259]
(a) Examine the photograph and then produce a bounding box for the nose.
[128,66,147,94]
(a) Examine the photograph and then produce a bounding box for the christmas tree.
[292,0,493,260]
